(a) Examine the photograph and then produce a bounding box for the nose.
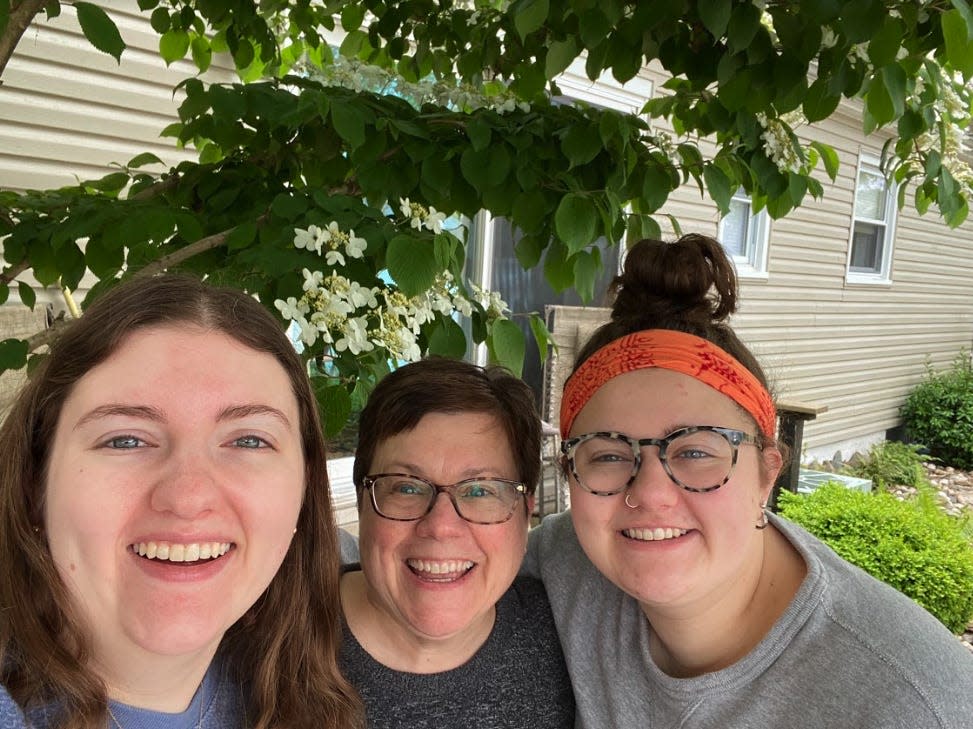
[415,491,466,538]
[150,447,222,519]
[625,446,681,509]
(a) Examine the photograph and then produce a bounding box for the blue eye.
[102,435,145,449]
[391,480,426,495]
[233,435,269,449]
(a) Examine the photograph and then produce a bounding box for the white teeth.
[132,541,231,563]
[623,527,688,541]
[407,559,475,576]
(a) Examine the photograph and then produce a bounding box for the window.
[717,189,769,276]
[847,156,896,282]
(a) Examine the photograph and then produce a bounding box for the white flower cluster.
[399,197,447,234]
[292,222,367,267]
[273,215,511,363]
[308,55,530,115]
[905,76,973,187]
[275,268,508,363]
[756,113,802,173]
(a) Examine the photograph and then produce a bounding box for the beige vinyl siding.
[0,1,235,414]
[731,108,973,458]
[0,0,235,194]
[635,65,973,458]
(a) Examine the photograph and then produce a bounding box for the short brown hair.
[0,274,362,728]
[353,357,542,502]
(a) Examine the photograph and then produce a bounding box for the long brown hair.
[0,274,364,728]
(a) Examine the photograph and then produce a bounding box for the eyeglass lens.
[368,475,523,523]
[570,429,739,493]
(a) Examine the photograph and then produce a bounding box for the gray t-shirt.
[525,510,973,729]
[340,573,575,729]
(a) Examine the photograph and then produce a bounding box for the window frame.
[717,188,770,278]
[846,153,897,284]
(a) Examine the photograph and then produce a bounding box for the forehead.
[571,368,750,433]
[372,411,515,467]
[60,325,298,420]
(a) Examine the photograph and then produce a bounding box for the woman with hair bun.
[526,234,973,728]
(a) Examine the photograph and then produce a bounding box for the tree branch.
[0,259,30,286]
[0,0,47,79]
[135,215,267,278]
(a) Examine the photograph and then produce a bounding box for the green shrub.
[900,356,973,470]
[846,440,929,492]
[778,483,973,633]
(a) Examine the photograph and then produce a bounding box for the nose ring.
[624,492,639,509]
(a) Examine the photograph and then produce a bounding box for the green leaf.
[331,101,366,149]
[698,0,732,39]
[868,17,902,67]
[340,3,365,32]
[386,235,439,297]
[572,249,600,304]
[191,35,212,73]
[943,9,973,78]
[803,77,841,122]
[160,29,190,65]
[0,283,8,306]
[149,6,170,33]
[514,0,549,41]
[867,64,906,126]
[86,171,130,193]
[0,338,29,373]
[641,163,673,214]
[127,152,165,168]
[727,2,761,54]
[270,193,308,221]
[952,0,973,37]
[562,124,602,168]
[703,164,733,215]
[545,38,580,79]
[554,193,599,255]
[838,0,886,43]
[427,317,467,358]
[75,2,124,62]
[810,141,840,181]
[488,319,525,377]
[339,29,369,58]
[528,313,552,362]
[0,1,10,36]
[313,380,353,438]
[226,222,258,251]
[17,281,36,309]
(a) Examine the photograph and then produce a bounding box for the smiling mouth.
[131,541,233,564]
[622,528,689,542]
[406,559,475,582]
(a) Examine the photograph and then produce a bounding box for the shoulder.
[0,686,29,729]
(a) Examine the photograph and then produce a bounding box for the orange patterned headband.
[560,329,776,439]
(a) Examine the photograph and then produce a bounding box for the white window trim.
[717,190,770,279]
[556,58,653,114]
[846,153,897,285]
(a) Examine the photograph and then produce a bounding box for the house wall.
[0,0,233,416]
[645,69,973,460]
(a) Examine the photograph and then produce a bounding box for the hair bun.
[609,234,738,325]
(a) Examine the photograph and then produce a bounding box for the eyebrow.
[75,404,165,429]
[217,404,293,429]
[74,403,292,430]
